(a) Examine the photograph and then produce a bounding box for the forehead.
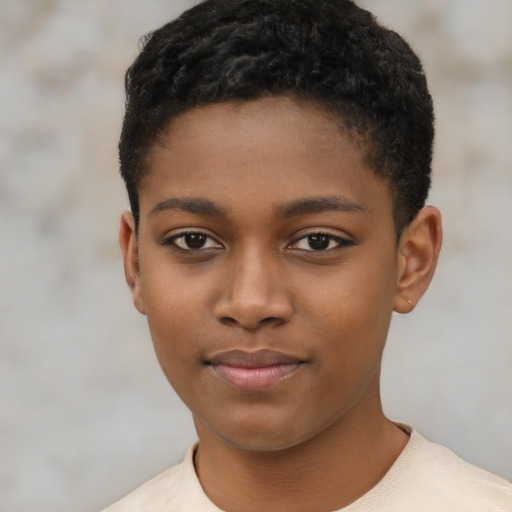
[140,96,392,220]
[151,96,364,167]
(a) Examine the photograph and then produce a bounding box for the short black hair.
[119,0,434,233]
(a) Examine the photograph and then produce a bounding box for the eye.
[289,232,351,251]
[167,232,222,251]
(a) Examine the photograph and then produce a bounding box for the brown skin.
[120,96,442,511]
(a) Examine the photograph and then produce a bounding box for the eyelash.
[163,230,223,251]
[288,232,353,252]
[162,230,352,253]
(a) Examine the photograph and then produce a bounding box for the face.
[125,97,404,452]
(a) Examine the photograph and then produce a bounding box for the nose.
[213,249,293,330]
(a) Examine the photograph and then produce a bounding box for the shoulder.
[408,429,511,497]
[98,443,220,512]
[348,425,512,512]
[99,463,183,512]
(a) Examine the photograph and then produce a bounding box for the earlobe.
[119,211,146,315]
[394,206,442,314]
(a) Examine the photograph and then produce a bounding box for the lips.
[206,349,304,392]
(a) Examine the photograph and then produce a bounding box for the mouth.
[206,349,304,393]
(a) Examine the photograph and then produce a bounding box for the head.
[119,0,435,235]
[118,0,442,453]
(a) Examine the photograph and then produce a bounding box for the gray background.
[1,1,511,511]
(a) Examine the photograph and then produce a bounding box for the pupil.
[185,233,206,248]
[308,234,330,250]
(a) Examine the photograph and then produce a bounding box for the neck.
[193,389,409,512]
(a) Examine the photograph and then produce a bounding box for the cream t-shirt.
[101,426,512,511]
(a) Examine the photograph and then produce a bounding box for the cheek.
[139,262,225,385]
[302,257,396,364]
[144,295,203,403]
[139,268,199,363]
[141,255,213,330]
[305,256,396,325]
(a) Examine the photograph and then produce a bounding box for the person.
[103,0,512,510]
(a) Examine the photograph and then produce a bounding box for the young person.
[104,0,512,510]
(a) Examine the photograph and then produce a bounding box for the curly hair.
[119,0,434,233]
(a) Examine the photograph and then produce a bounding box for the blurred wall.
[1,1,511,511]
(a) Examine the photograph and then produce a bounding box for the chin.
[197,412,319,453]
[224,432,301,452]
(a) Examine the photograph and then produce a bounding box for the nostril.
[260,316,282,326]
[213,286,294,329]
[218,315,284,329]
[219,317,238,327]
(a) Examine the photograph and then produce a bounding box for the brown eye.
[307,234,330,250]
[183,233,207,248]
[170,232,222,250]
[289,232,352,252]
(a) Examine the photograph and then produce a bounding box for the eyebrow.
[148,195,364,220]
[278,196,365,218]
[149,197,228,218]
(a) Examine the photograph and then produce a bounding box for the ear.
[119,211,146,315]
[394,206,442,314]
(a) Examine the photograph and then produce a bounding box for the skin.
[120,96,442,511]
